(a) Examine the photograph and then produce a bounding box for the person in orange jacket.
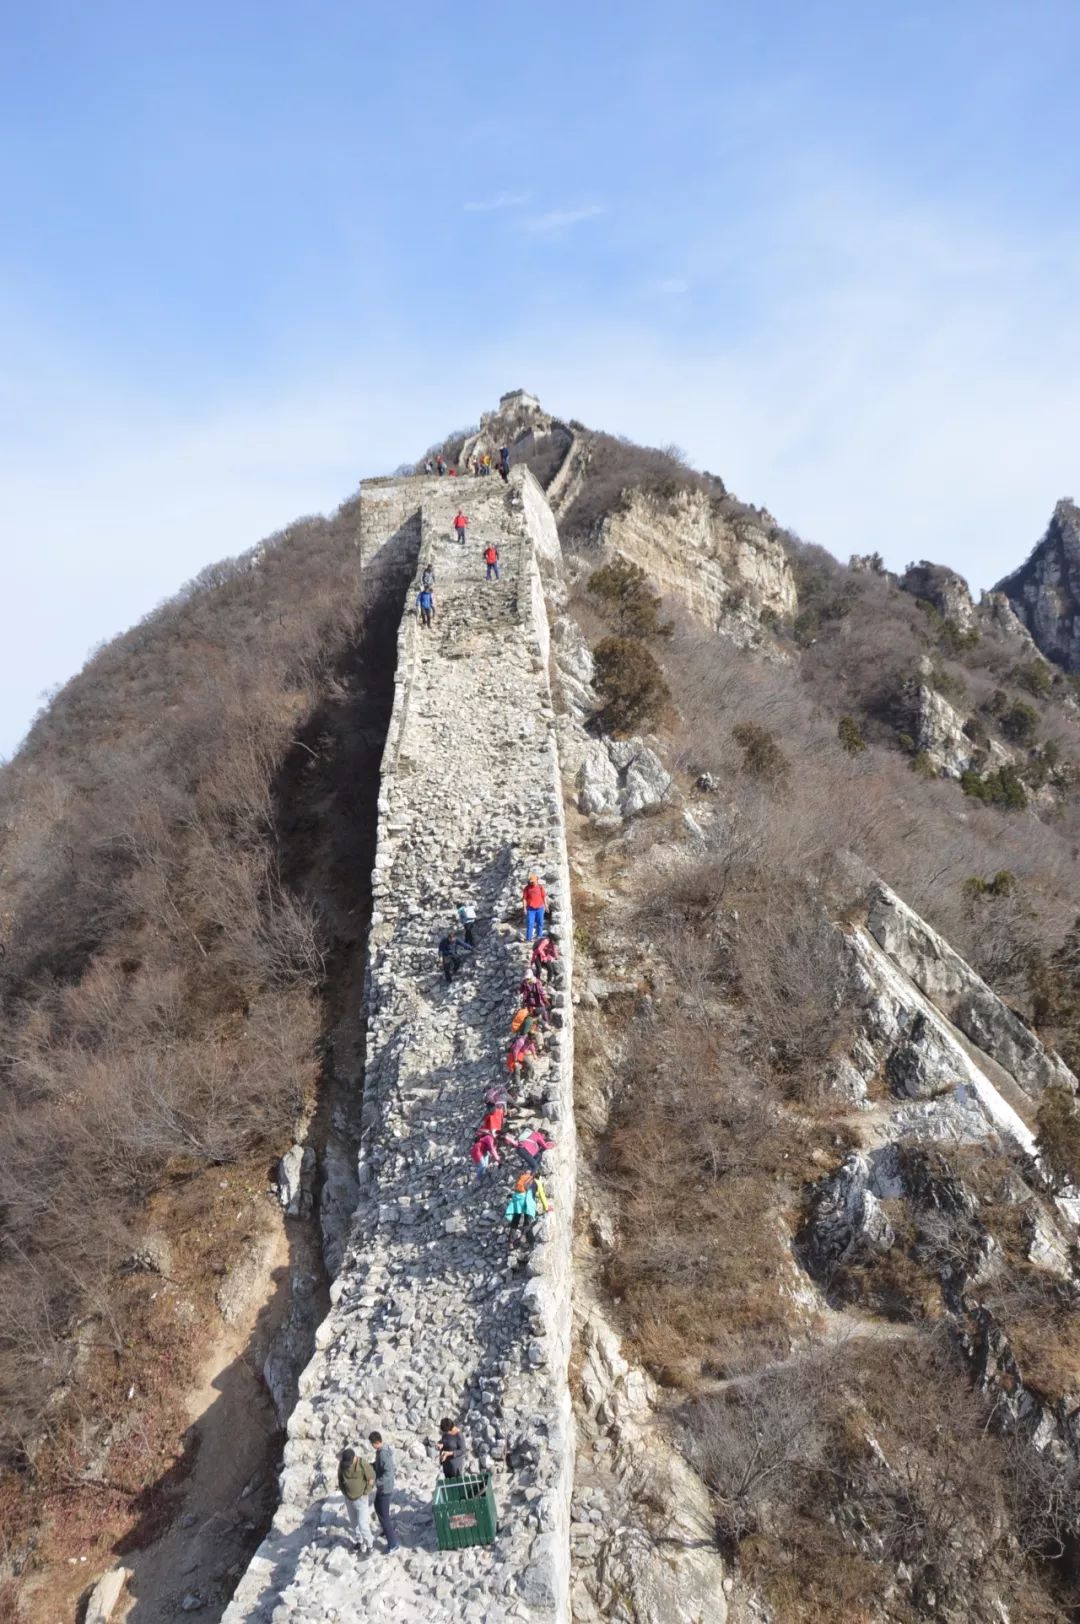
[523,873,547,942]
[484,543,500,581]
[452,511,468,544]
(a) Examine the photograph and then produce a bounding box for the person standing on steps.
[437,1418,467,1481]
[337,1445,375,1552]
[518,971,552,1020]
[416,585,435,629]
[368,1431,400,1552]
[484,543,500,581]
[436,455,446,476]
[453,510,469,545]
[499,445,510,481]
[523,873,547,942]
[504,1176,538,1242]
[424,458,434,474]
[438,925,472,983]
[456,900,476,947]
[421,561,435,591]
[531,932,559,982]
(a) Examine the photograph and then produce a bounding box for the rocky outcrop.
[571,1308,728,1624]
[593,487,796,637]
[902,679,1011,780]
[995,498,1080,669]
[798,1153,895,1278]
[900,560,977,631]
[865,882,1076,1099]
[226,472,576,1623]
[549,614,673,823]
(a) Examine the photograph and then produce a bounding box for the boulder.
[277,1144,316,1219]
[576,737,672,821]
[800,1154,895,1278]
[84,1568,131,1624]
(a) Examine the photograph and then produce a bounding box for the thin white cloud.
[462,191,529,213]
[521,204,605,235]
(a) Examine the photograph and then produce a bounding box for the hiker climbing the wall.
[470,1128,501,1178]
[457,900,477,947]
[424,458,434,474]
[480,1097,508,1148]
[517,971,552,1021]
[499,445,510,481]
[510,1005,545,1051]
[436,455,447,476]
[416,584,436,629]
[338,1445,376,1552]
[531,932,559,982]
[438,925,473,984]
[517,1167,552,1215]
[504,1175,538,1242]
[437,1418,467,1481]
[484,542,500,581]
[421,561,435,591]
[453,510,469,545]
[368,1431,400,1552]
[506,1028,539,1079]
[511,1126,555,1176]
[523,873,547,942]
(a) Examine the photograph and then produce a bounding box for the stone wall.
[225,472,576,1623]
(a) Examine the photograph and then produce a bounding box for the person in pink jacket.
[511,1128,555,1176]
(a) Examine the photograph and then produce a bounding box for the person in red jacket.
[484,543,500,581]
[522,873,547,942]
[452,511,468,545]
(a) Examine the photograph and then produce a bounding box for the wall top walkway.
[225,473,576,1623]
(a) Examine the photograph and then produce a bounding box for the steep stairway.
[225,474,575,1623]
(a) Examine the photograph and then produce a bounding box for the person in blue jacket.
[416,586,435,629]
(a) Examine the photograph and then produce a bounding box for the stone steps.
[224,472,575,1624]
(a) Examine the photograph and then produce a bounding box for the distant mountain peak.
[993,499,1080,670]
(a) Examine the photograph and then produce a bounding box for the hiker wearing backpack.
[512,1127,555,1176]
[338,1445,375,1552]
[517,973,552,1020]
[456,900,476,947]
[484,543,500,581]
[522,874,547,942]
[452,510,468,545]
[504,1176,538,1241]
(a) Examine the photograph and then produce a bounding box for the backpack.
[510,1007,529,1033]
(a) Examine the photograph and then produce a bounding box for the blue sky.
[2,0,1079,756]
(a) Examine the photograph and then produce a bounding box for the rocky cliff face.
[995,498,1080,669]
[594,486,797,638]
[900,559,977,631]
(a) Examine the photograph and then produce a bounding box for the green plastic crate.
[432,1472,498,1550]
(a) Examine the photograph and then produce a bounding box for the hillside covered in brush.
[6,390,1080,1623]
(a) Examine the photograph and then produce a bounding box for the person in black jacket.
[368,1431,400,1552]
[438,1418,466,1480]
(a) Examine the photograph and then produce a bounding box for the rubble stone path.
[225,474,575,1623]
